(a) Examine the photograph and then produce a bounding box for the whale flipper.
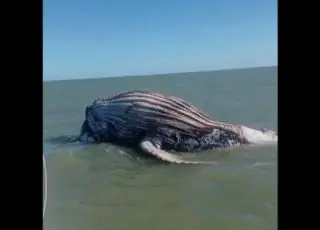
[139,138,216,165]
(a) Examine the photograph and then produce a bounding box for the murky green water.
[43,67,277,230]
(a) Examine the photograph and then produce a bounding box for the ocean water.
[43,66,278,230]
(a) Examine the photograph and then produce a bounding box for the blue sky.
[44,0,277,81]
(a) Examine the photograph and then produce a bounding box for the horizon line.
[43,65,277,83]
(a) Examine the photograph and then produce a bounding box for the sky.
[44,0,277,81]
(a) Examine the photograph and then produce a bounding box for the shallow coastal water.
[43,66,277,230]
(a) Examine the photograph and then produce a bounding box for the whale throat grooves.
[83,90,242,164]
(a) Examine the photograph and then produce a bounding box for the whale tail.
[241,126,278,145]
